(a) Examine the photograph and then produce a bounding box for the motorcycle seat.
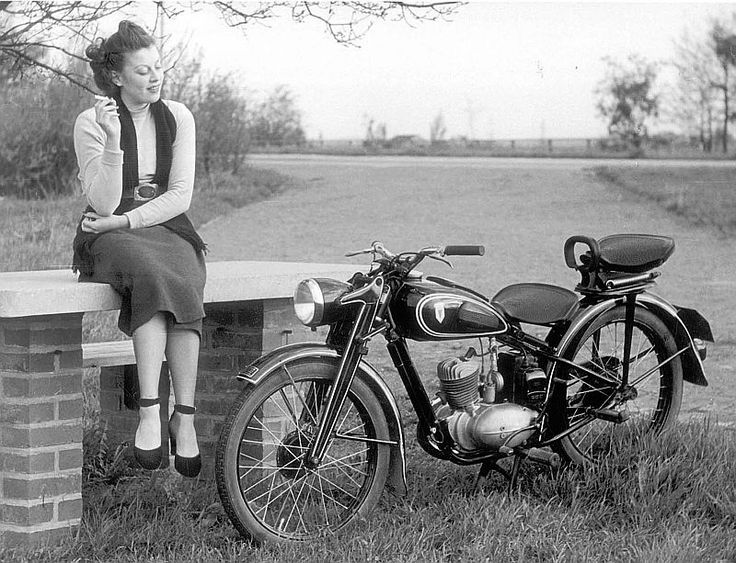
[491,283,579,326]
[597,234,675,274]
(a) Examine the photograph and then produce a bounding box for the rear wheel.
[549,306,683,465]
[216,358,391,543]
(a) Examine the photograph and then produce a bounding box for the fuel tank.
[391,278,509,341]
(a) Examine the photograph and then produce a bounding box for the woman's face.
[113,45,163,106]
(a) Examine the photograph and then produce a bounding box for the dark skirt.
[82,226,206,336]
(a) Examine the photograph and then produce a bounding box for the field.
[2,159,736,562]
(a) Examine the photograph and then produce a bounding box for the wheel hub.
[276,430,312,479]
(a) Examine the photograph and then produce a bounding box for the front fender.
[551,294,709,387]
[238,343,408,495]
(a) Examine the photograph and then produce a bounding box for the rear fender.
[638,294,710,386]
[550,295,709,386]
[238,343,407,495]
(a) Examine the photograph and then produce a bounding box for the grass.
[4,420,735,562]
[3,162,736,561]
[592,165,736,236]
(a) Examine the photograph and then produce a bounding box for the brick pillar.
[0,313,84,547]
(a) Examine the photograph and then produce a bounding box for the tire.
[216,357,391,543]
[549,306,683,465]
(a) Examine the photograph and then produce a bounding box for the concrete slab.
[0,261,356,318]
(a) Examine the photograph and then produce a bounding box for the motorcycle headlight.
[293,278,350,327]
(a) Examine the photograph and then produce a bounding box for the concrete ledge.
[0,261,357,318]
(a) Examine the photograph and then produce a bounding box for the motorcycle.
[215,234,713,543]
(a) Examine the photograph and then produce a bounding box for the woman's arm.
[73,101,124,216]
[123,101,196,229]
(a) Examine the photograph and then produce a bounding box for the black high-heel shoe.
[134,397,163,470]
[169,404,201,478]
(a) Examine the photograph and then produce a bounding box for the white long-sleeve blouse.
[73,99,196,230]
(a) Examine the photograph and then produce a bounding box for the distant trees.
[669,30,718,152]
[429,112,447,144]
[595,55,659,150]
[249,86,306,148]
[709,22,736,152]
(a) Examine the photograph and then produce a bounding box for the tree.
[429,111,446,144]
[595,55,659,150]
[669,29,718,152]
[710,21,736,153]
[249,86,305,147]
[193,74,250,175]
[0,1,462,88]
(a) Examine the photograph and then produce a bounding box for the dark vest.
[72,98,206,276]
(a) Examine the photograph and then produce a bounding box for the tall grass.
[592,165,736,235]
[4,420,735,562]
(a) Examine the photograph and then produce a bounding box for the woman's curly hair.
[86,20,156,96]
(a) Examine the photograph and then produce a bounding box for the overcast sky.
[157,2,736,141]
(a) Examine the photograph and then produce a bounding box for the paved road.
[200,154,736,425]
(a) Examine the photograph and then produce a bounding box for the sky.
[134,2,736,141]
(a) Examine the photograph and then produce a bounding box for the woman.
[72,20,206,478]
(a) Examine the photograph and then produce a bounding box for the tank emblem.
[434,302,446,323]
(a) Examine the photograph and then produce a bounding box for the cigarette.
[94,95,111,100]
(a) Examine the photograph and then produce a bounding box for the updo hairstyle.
[86,20,156,96]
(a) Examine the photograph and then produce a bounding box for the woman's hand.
[81,212,129,233]
[94,96,121,143]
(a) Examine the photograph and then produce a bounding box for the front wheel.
[215,357,391,543]
[548,306,683,465]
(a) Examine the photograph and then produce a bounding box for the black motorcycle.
[215,234,712,543]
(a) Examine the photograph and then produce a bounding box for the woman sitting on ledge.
[72,20,205,478]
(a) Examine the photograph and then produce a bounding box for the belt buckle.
[134,182,159,201]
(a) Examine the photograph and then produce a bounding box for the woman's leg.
[166,328,200,458]
[132,313,168,450]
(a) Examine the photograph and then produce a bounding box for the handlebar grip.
[564,235,599,271]
[444,245,485,256]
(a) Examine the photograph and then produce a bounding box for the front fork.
[305,303,375,467]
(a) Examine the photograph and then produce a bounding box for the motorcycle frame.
[301,276,707,469]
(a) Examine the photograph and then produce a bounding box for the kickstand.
[474,455,525,495]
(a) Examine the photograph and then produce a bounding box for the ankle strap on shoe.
[174,404,196,415]
[139,397,160,408]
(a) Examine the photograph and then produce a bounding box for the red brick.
[0,501,54,526]
[57,397,83,421]
[57,448,82,471]
[0,451,56,474]
[0,423,82,449]
[29,329,81,347]
[1,372,82,398]
[0,402,55,425]
[197,351,235,372]
[57,497,82,521]
[195,396,236,417]
[197,371,245,394]
[98,390,123,412]
[262,298,296,327]
[3,329,29,347]
[0,523,78,547]
[2,473,82,500]
[210,327,261,351]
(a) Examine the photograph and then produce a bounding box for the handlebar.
[443,245,485,256]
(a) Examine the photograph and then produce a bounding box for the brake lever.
[345,247,374,257]
[427,254,453,268]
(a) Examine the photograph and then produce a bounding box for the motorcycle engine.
[435,355,538,452]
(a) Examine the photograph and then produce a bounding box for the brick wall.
[0,313,84,546]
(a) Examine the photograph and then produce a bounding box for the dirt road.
[199,155,735,425]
